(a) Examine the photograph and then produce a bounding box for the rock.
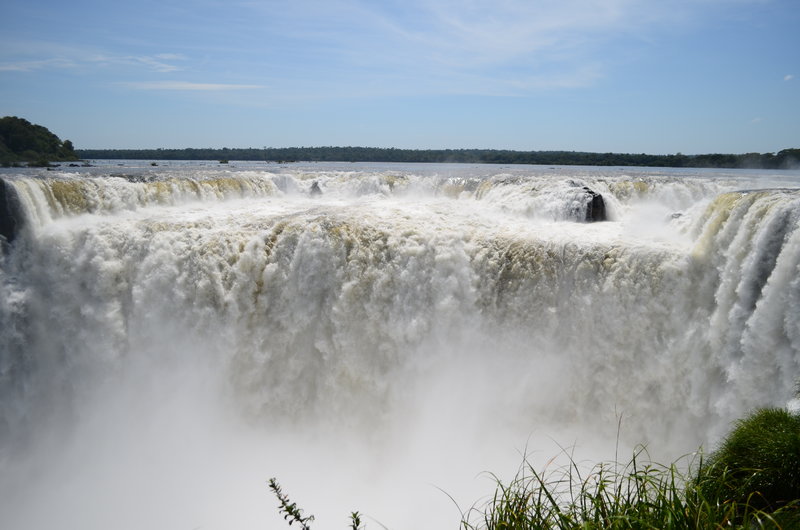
[0,179,23,243]
[310,181,322,196]
[582,186,606,222]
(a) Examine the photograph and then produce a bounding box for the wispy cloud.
[385,0,636,65]
[0,57,77,72]
[785,74,794,81]
[234,0,709,97]
[1,0,775,104]
[0,43,186,74]
[89,54,186,73]
[154,53,188,61]
[119,81,265,91]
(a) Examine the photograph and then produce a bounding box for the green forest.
[77,146,800,169]
[0,116,78,166]
[2,116,798,169]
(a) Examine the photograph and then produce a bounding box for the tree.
[0,116,78,166]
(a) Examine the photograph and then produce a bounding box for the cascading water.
[1,161,799,529]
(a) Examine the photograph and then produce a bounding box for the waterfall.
[1,162,798,529]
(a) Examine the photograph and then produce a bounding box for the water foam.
[0,163,798,529]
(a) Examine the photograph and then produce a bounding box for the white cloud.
[236,0,706,97]
[89,54,185,73]
[785,74,794,81]
[276,0,641,69]
[0,57,76,72]
[155,53,188,61]
[0,42,187,74]
[3,0,772,102]
[402,0,636,63]
[133,56,183,73]
[119,81,264,91]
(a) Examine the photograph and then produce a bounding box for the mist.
[1,163,799,529]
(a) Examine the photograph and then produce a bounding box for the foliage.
[349,511,365,530]
[267,409,800,529]
[75,146,800,169]
[0,116,77,166]
[697,408,800,517]
[460,447,799,529]
[460,409,800,529]
[268,478,315,530]
[267,479,366,529]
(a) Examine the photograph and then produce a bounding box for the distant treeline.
[75,146,800,169]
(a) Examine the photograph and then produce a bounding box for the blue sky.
[0,0,797,154]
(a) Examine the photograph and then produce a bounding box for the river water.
[1,161,799,529]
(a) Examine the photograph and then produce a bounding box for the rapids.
[1,161,799,529]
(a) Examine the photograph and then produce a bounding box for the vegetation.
[268,478,315,530]
[75,146,800,169]
[269,408,800,529]
[461,452,798,528]
[2,114,795,169]
[462,408,800,529]
[0,116,78,167]
[697,409,800,519]
[3,114,794,169]
[267,478,364,530]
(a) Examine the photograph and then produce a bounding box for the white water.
[1,161,799,529]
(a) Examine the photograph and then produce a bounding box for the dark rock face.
[582,186,606,222]
[0,179,23,243]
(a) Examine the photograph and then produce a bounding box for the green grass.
[698,408,800,516]
[459,448,799,529]
[269,408,800,529]
[461,408,800,530]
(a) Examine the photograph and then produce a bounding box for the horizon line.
[75,146,799,157]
